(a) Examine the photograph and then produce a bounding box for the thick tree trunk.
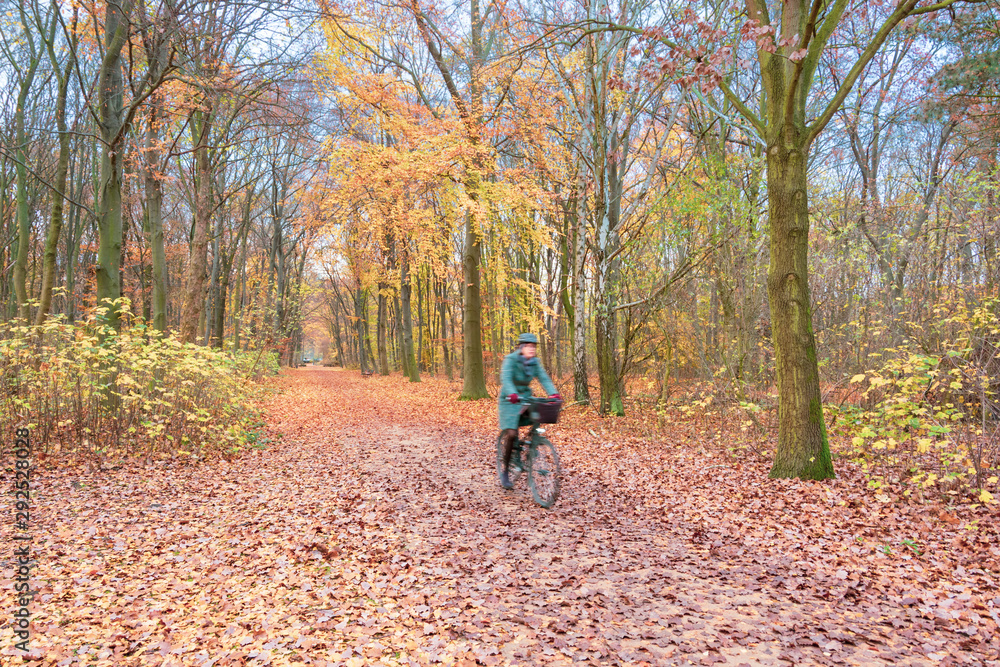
[460,201,488,398]
[766,142,834,480]
[411,0,489,394]
[462,0,489,398]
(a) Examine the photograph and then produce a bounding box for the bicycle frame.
[517,399,547,435]
[513,397,557,454]
[497,396,562,508]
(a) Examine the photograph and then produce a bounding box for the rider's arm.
[536,361,557,396]
[500,354,518,397]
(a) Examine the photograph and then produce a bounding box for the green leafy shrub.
[0,299,273,464]
[831,297,1000,504]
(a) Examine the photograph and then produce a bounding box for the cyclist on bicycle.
[498,332,560,489]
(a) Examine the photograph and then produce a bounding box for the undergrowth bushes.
[827,297,1000,504]
[0,300,278,465]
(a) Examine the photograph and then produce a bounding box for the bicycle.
[495,396,562,508]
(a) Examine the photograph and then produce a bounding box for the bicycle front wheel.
[528,436,561,508]
[496,434,524,486]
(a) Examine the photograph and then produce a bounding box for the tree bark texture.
[94,0,133,331]
[765,140,834,480]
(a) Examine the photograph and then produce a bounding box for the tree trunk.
[377,284,390,375]
[439,279,453,381]
[232,205,249,351]
[214,256,230,348]
[460,191,488,398]
[64,148,86,323]
[179,109,213,342]
[594,253,624,416]
[355,285,369,372]
[208,184,223,346]
[572,210,590,404]
[401,257,420,382]
[594,128,626,416]
[94,0,133,332]
[144,104,169,333]
[393,295,404,372]
[11,17,41,322]
[36,15,76,325]
[272,198,288,351]
[765,141,834,480]
[331,301,345,366]
[417,267,425,371]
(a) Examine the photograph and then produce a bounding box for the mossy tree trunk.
[94,0,135,332]
[764,137,833,479]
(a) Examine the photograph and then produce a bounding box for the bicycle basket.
[532,399,563,424]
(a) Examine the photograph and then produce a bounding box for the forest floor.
[3,367,1000,666]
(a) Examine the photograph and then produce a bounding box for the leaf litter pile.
[3,367,999,666]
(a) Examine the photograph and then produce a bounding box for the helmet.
[517,332,539,345]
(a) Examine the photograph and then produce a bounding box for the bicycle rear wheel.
[527,436,561,508]
[495,434,524,486]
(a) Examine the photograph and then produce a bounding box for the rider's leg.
[501,428,518,470]
[500,428,518,489]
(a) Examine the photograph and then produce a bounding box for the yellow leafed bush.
[0,300,278,464]
[829,297,1000,503]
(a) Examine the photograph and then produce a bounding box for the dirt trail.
[260,369,957,666]
[3,368,994,666]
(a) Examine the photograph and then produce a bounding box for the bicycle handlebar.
[509,395,562,405]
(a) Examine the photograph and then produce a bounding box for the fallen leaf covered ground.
[3,367,999,666]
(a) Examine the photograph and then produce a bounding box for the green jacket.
[497,350,556,430]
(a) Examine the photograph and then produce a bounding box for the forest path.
[7,368,996,666]
[253,369,953,666]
